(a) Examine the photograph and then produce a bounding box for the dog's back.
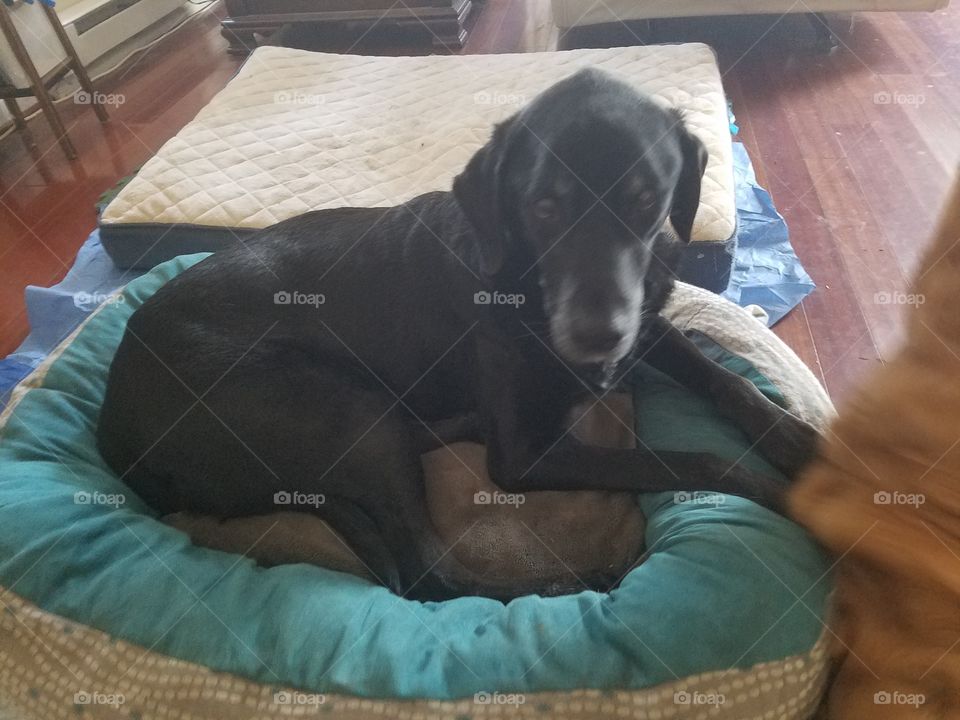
[790,170,960,717]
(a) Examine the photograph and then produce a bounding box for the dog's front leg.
[492,438,789,512]
[474,335,789,512]
[637,316,821,479]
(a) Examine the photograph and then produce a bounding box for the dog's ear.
[453,119,515,276]
[669,121,708,244]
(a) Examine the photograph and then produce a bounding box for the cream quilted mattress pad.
[99,44,736,257]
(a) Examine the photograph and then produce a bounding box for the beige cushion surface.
[99,45,737,247]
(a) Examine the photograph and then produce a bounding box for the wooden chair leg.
[0,7,76,160]
[2,97,36,149]
[35,82,76,160]
[42,5,109,123]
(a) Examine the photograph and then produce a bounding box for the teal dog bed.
[0,255,833,718]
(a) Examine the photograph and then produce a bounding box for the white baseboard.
[61,0,186,67]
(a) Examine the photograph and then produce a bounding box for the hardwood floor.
[717,12,960,402]
[0,0,958,403]
[0,3,242,358]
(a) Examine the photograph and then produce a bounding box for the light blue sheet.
[722,143,815,324]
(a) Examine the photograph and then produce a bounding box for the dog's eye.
[638,191,657,210]
[533,198,559,220]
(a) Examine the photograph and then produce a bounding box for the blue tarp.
[722,143,815,324]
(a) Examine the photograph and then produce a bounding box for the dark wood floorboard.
[0,4,243,357]
[1,0,958,404]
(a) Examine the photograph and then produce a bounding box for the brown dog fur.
[789,169,960,718]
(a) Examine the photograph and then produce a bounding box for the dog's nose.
[572,326,624,354]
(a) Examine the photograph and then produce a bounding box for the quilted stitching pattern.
[101,45,736,244]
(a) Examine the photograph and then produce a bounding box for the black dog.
[97,69,818,600]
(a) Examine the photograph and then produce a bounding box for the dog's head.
[454,68,707,367]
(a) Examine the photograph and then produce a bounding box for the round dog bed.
[0,254,834,720]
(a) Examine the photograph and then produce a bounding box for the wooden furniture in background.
[0,2,108,160]
[221,0,475,52]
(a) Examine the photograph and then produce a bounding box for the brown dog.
[789,169,960,718]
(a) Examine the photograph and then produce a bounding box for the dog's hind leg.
[164,509,379,581]
[115,352,453,598]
